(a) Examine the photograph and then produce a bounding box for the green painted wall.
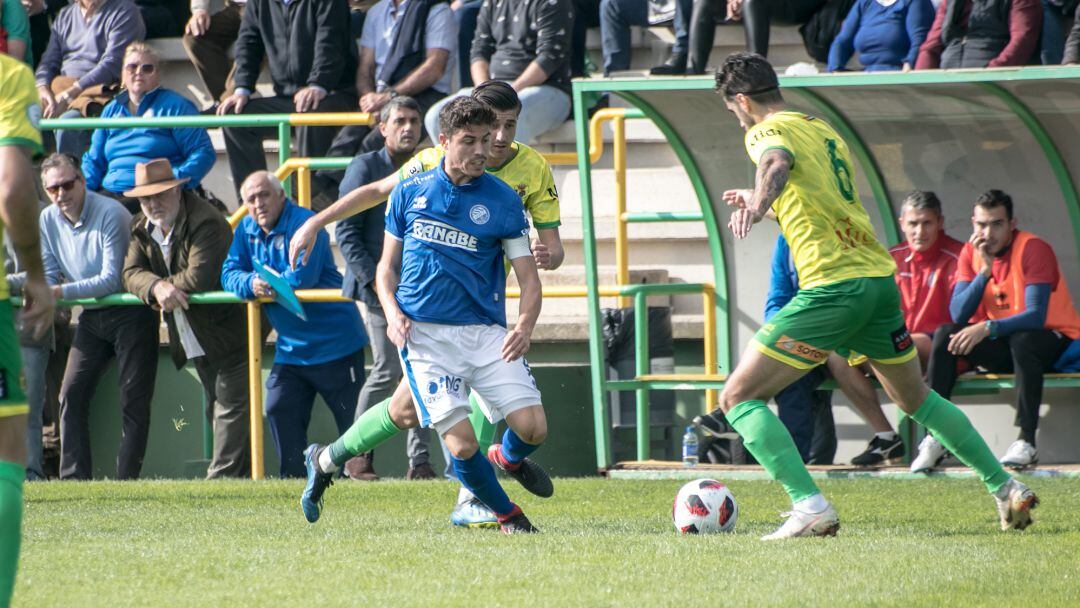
[80,341,707,479]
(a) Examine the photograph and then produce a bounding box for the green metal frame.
[575,69,1080,470]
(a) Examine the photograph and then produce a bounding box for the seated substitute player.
[712,52,1037,539]
[300,97,551,534]
[0,52,56,608]
[915,190,1080,472]
[289,80,563,528]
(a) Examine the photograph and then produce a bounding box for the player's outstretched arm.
[504,252,541,362]
[375,235,410,348]
[289,172,399,268]
[532,227,564,270]
[0,146,54,339]
[729,148,791,239]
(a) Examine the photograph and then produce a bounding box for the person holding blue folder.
[222,171,369,478]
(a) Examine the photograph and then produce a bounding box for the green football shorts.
[0,300,26,418]
[754,275,917,370]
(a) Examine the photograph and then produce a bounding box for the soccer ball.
[672,478,738,534]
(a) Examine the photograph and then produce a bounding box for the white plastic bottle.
[682,425,699,467]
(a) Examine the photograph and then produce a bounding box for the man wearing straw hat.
[122,159,251,479]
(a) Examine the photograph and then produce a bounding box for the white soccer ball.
[672,478,738,534]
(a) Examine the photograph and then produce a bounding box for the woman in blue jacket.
[827,0,935,72]
[82,41,215,212]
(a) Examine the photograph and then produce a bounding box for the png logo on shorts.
[424,375,463,405]
[775,335,828,363]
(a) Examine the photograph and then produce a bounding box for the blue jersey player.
[301,97,550,533]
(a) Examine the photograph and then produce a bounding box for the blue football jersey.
[385,161,530,327]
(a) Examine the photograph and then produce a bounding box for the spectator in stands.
[767,234,908,465]
[1038,0,1073,64]
[827,0,935,72]
[721,0,827,60]
[1063,1,1080,63]
[38,154,159,480]
[916,190,1080,471]
[334,97,434,481]
[424,0,572,144]
[34,0,146,157]
[182,0,245,106]
[121,159,251,479]
[915,0,1042,68]
[600,0,694,75]
[571,0,601,77]
[82,42,215,215]
[888,190,964,366]
[217,0,358,195]
[24,0,67,71]
[312,0,457,203]
[221,171,369,478]
[1,0,32,64]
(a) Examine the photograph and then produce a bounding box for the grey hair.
[240,171,285,198]
[40,153,82,178]
[379,95,421,124]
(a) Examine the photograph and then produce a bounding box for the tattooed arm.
[728,148,792,239]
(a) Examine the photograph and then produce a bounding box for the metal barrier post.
[247,301,265,480]
[297,166,312,209]
[703,287,718,411]
[278,122,292,192]
[633,291,650,461]
[613,116,630,308]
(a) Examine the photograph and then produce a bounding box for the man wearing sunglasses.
[38,153,160,481]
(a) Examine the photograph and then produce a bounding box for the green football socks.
[911,390,1010,494]
[468,393,499,454]
[728,400,821,504]
[0,460,24,607]
[328,398,402,466]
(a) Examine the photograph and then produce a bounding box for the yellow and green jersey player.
[714,52,1036,540]
[0,52,57,606]
[288,81,563,527]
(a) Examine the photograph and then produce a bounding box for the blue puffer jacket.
[82,88,215,194]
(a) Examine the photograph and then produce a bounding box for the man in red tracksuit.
[888,191,965,367]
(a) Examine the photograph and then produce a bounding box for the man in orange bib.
[919,190,1080,471]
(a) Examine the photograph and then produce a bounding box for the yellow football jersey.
[0,54,44,301]
[397,142,561,229]
[745,111,895,290]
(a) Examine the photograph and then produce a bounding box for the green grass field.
[14,476,1080,607]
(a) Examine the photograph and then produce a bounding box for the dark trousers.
[927,323,1070,445]
[59,306,159,480]
[740,0,826,56]
[223,92,358,193]
[774,366,837,464]
[183,2,245,102]
[316,88,445,195]
[194,356,251,478]
[265,350,365,478]
[454,0,484,87]
[571,0,602,77]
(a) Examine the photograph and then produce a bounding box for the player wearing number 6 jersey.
[711,52,1038,539]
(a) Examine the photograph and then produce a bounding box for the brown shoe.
[344,453,378,481]
[406,462,436,480]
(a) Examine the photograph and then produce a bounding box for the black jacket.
[233,0,357,96]
[336,148,395,309]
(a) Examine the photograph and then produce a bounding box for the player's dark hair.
[471,80,521,113]
[715,52,783,105]
[379,95,421,124]
[975,189,1013,220]
[438,97,497,138]
[901,190,942,216]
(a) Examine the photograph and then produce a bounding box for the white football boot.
[761,503,840,540]
[999,440,1038,469]
[994,478,1039,531]
[910,435,948,473]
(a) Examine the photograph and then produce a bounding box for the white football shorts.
[399,321,542,436]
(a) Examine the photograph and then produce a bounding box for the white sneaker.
[910,435,948,473]
[761,504,840,540]
[994,479,1039,531]
[999,440,1038,469]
